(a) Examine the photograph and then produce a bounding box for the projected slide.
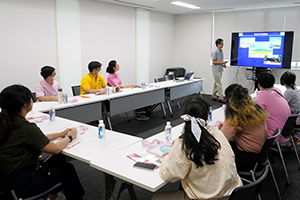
[239,36,282,65]
[236,32,285,68]
[231,31,293,69]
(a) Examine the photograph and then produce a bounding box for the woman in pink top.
[106,60,138,88]
[255,72,291,144]
[220,84,269,171]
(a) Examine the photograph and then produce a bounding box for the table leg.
[108,177,137,200]
[167,100,173,117]
[160,102,167,118]
[102,101,113,130]
[104,173,116,200]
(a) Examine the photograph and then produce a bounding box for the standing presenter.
[211,38,227,103]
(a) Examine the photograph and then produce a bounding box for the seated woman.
[106,60,138,88]
[152,97,242,200]
[0,85,85,200]
[220,84,269,172]
[256,72,291,144]
[106,60,150,120]
[280,71,300,125]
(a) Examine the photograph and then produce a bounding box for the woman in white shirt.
[152,97,242,200]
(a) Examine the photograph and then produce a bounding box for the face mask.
[53,73,57,80]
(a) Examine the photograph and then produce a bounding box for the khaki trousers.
[212,71,223,99]
[151,190,229,200]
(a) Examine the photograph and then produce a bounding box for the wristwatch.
[67,135,73,142]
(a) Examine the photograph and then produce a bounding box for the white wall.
[79,1,136,85]
[174,13,213,94]
[56,0,82,96]
[149,11,175,82]
[0,0,57,92]
[136,9,150,84]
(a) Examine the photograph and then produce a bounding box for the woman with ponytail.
[106,60,138,88]
[152,97,242,200]
[280,71,300,125]
[0,85,84,200]
[220,84,269,171]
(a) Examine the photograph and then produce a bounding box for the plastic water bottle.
[141,81,145,89]
[98,120,105,139]
[63,93,68,103]
[105,87,110,95]
[209,107,213,122]
[49,107,55,122]
[165,121,172,141]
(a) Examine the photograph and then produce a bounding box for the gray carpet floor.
[68,94,300,200]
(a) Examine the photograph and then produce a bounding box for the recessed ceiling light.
[171,1,201,9]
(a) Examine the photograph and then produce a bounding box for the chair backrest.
[164,74,174,81]
[31,92,37,102]
[71,85,81,96]
[0,163,17,200]
[281,115,298,138]
[229,165,269,200]
[258,127,281,166]
[154,77,165,83]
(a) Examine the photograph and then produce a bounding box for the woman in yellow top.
[80,61,107,95]
[152,97,242,200]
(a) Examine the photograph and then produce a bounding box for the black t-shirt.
[0,115,50,176]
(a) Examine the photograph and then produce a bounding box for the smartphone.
[133,162,157,170]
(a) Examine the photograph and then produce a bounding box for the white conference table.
[105,78,203,127]
[26,111,142,164]
[90,106,224,200]
[90,123,184,200]
[151,79,204,116]
[32,94,107,124]
[27,78,205,199]
[32,78,204,130]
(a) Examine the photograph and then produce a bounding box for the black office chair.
[0,163,62,200]
[239,127,281,199]
[164,74,174,81]
[31,92,37,102]
[271,114,299,185]
[229,165,269,200]
[154,77,165,83]
[71,85,81,96]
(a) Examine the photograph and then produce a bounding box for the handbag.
[36,152,53,176]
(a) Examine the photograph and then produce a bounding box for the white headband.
[181,114,206,142]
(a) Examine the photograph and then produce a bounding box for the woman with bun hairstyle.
[106,60,138,88]
[220,84,269,171]
[0,84,84,200]
[152,96,242,200]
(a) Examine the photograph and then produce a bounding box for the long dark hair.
[0,85,33,146]
[179,96,220,168]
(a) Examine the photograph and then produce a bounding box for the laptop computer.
[175,72,194,82]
